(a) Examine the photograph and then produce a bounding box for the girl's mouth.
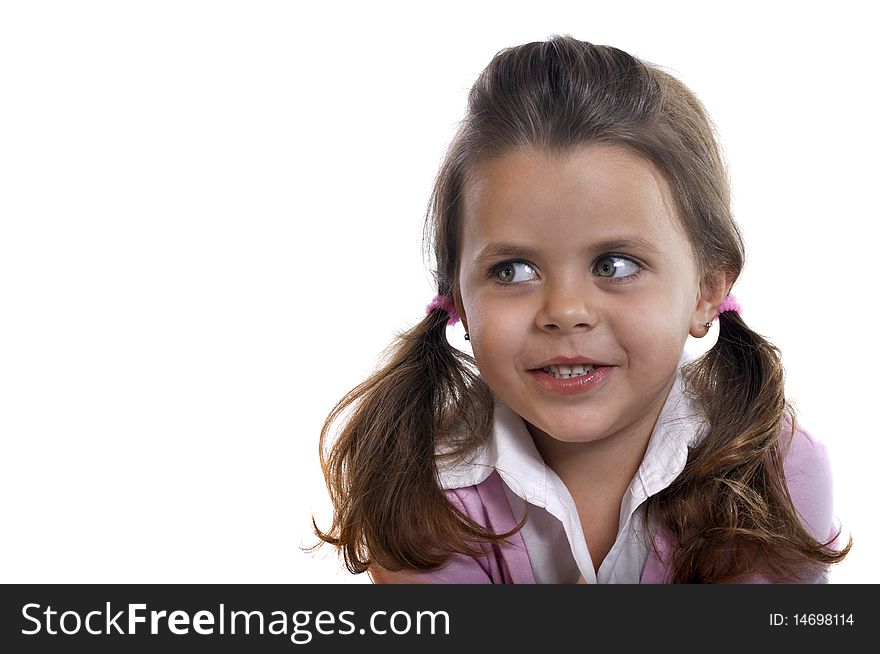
[529,365,614,395]
[541,364,597,378]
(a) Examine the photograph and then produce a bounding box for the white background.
[1,1,876,584]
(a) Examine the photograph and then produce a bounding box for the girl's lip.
[528,365,615,395]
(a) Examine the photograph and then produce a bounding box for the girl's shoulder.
[369,471,536,584]
[782,418,830,474]
[780,418,837,546]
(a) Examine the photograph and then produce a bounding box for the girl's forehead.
[461,144,685,245]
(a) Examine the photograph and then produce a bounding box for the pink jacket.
[370,423,839,584]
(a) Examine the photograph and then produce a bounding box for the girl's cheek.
[466,293,505,326]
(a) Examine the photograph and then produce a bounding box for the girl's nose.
[536,281,596,333]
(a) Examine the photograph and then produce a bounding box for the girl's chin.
[524,419,610,445]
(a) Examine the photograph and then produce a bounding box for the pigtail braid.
[648,311,850,583]
[311,304,518,574]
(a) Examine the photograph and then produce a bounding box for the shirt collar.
[436,350,707,506]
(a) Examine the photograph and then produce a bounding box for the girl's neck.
[526,377,675,499]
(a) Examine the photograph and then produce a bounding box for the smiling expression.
[456,143,713,446]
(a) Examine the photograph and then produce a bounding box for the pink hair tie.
[716,294,742,318]
[426,294,460,326]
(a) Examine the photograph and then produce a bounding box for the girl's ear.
[689,270,733,338]
[452,292,468,333]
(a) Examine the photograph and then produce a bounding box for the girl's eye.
[491,261,538,284]
[594,255,641,280]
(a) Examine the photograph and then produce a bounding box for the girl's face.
[457,143,718,445]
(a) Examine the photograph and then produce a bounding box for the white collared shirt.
[436,351,706,584]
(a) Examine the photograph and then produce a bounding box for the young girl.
[313,35,850,583]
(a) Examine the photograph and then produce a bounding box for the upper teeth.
[543,364,597,378]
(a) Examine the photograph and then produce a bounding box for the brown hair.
[312,34,850,582]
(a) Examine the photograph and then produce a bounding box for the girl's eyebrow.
[590,236,661,255]
[473,242,541,264]
[474,236,660,263]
